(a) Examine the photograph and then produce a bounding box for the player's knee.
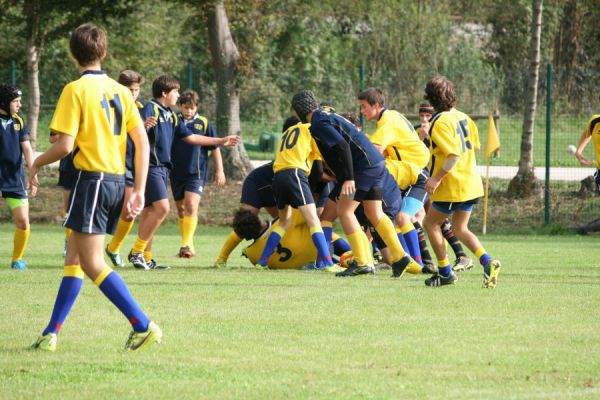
[153,201,170,218]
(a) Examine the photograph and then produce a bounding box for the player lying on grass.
[233,208,349,271]
[422,76,501,288]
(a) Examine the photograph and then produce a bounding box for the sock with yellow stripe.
[131,237,148,255]
[309,225,333,267]
[346,231,369,266]
[475,248,492,275]
[218,231,243,262]
[258,226,286,267]
[42,265,84,335]
[321,221,333,246]
[12,226,30,262]
[395,226,409,252]
[144,251,153,262]
[107,218,135,253]
[181,215,198,248]
[95,268,149,332]
[438,258,451,277]
[400,223,422,265]
[374,216,406,262]
[332,233,351,255]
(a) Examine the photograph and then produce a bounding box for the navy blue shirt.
[141,100,192,169]
[0,113,30,192]
[125,98,146,175]
[170,113,218,181]
[309,109,384,180]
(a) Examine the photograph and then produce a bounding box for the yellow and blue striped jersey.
[428,109,483,202]
[584,114,600,167]
[49,71,143,175]
[273,122,321,174]
[369,109,430,168]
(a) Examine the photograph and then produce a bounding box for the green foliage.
[1,225,600,399]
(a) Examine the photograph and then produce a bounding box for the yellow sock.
[400,223,414,234]
[331,232,340,242]
[107,218,135,253]
[181,215,198,248]
[475,248,486,259]
[178,217,184,237]
[144,251,153,262]
[132,237,148,254]
[363,233,374,264]
[438,258,450,268]
[217,231,243,262]
[64,264,84,279]
[12,226,30,261]
[346,231,369,266]
[374,216,406,262]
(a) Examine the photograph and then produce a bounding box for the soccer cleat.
[128,251,149,270]
[425,271,458,287]
[421,263,438,275]
[11,259,27,270]
[373,249,383,263]
[453,256,474,272]
[300,261,318,270]
[214,259,226,268]
[483,260,502,289]
[105,246,125,268]
[335,261,374,277]
[147,259,171,270]
[322,264,345,273]
[390,255,420,278]
[32,333,57,352]
[124,321,162,352]
[178,246,194,258]
[255,264,269,270]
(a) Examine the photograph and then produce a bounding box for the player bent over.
[30,24,161,351]
[422,76,501,288]
[0,85,34,270]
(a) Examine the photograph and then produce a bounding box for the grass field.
[1,223,599,399]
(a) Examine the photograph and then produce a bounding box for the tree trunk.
[24,0,43,149]
[508,0,543,197]
[207,1,253,180]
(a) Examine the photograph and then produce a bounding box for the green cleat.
[105,246,125,267]
[32,333,57,352]
[124,321,162,352]
[322,264,345,273]
[483,260,502,289]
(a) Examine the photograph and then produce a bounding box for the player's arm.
[212,148,225,186]
[312,121,355,195]
[49,132,59,143]
[20,140,34,170]
[182,134,240,147]
[30,132,75,196]
[425,155,459,195]
[127,123,150,218]
[575,129,593,167]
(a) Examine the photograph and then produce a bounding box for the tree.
[508,0,544,197]
[207,1,253,180]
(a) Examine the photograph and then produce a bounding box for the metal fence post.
[544,64,552,225]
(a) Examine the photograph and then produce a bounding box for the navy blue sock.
[43,275,83,335]
[98,270,150,332]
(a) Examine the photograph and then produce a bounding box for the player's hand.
[425,176,441,195]
[419,122,430,140]
[340,180,356,197]
[126,190,145,218]
[221,135,241,147]
[28,164,40,197]
[144,116,157,130]
[575,152,593,167]
[215,170,226,186]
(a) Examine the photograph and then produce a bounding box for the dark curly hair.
[424,76,456,112]
[232,209,262,240]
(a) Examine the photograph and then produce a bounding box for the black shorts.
[64,171,125,234]
[170,176,205,201]
[145,166,169,207]
[58,171,78,191]
[272,169,314,209]
[241,172,276,209]
[402,169,429,202]
[315,181,334,208]
[125,168,134,187]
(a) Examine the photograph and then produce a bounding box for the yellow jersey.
[49,71,143,174]
[243,209,316,269]
[428,109,483,202]
[273,123,321,174]
[369,109,430,168]
[385,159,421,190]
[584,114,600,167]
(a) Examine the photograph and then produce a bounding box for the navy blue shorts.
[402,169,429,202]
[2,189,27,199]
[353,160,386,201]
[125,168,134,187]
[64,171,125,234]
[241,167,276,209]
[355,184,401,228]
[58,171,78,191]
[432,197,480,215]
[272,169,315,209]
[170,176,205,201]
[145,166,169,207]
[315,181,334,208]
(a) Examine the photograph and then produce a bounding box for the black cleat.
[335,262,374,277]
[421,263,438,275]
[425,271,458,287]
[128,251,149,270]
[391,255,419,278]
[147,259,171,270]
